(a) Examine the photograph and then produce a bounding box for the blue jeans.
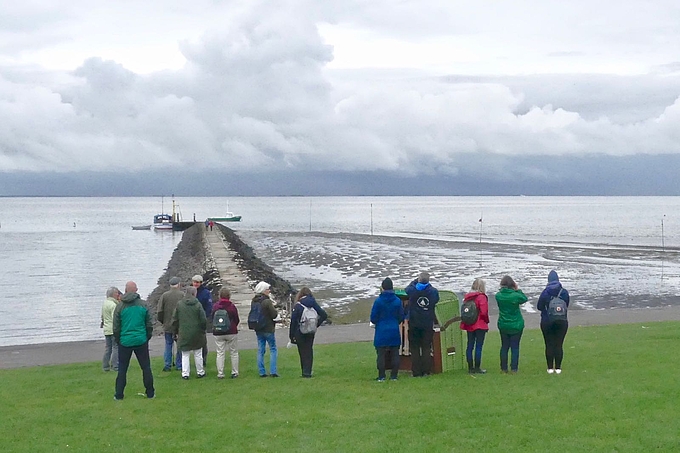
[499,330,523,372]
[466,329,487,370]
[164,333,182,369]
[103,335,118,371]
[256,332,278,376]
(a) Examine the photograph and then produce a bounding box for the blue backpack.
[248,301,267,331]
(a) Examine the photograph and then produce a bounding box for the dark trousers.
[499,330,523,372]
[408,327,434,377]
[466,329,487,370]
[115,342,155,399]
[295,333,315,377]
[541,321,569,369]
[376,346,400,379]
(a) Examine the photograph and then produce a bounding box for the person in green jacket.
[113,281,154,400]
[172,286,207,380]
[495,275,528,373]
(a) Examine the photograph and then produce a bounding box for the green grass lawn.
[2,322,680,452]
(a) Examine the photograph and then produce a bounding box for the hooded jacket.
[495,287,528,334]
[171,296,207,351]
[537,270,570,324]
[460,291,490,332]
[370,290,405,348]
[101,296,118,336]
[196,284,213,318]
[251,293,278,334]
[113,292,152,347]
[405,279,440,329]
[211,297,240,335]
[290,295,328,340]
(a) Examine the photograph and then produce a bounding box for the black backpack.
[460,299,479,325]
[212,308,230,334]
[547,288,568,322]
[248,301,267,331]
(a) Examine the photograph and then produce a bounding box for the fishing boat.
[207,212,242,222]
[152,213,174,230]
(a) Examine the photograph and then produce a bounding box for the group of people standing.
[370,270,570,379]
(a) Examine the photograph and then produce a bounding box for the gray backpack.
[547,288,568,322]
[298,303,318,334]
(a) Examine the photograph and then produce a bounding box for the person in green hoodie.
[495,275,528,373]
[113,281,154,400]
[172,286,208,380]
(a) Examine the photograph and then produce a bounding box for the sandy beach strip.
[2,305,680,370]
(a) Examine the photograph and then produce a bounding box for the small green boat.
[208,212,242,222]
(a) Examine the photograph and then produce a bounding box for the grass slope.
[2,322,679,452]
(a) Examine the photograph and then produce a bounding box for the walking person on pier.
[289,287,327,378]
[212,287,240,379]
[157,276,184,372]
[113,281,155,400]
[250,282,280,377]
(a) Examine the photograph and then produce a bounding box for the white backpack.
[298,303,319,334]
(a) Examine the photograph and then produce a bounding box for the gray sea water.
[1,196,679,347]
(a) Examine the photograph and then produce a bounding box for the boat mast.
[172,195,177,223]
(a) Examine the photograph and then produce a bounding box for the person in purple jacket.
[370,277,405,382]
[537,270,570,374]
[212,287,241,379]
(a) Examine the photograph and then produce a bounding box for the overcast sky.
[1,0,680,195]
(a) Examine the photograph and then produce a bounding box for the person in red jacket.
[211,287,241,379]
[460,278,490,374]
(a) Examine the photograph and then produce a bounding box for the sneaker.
[137,392,155,399]
[270,374,280,378]
[197,373,206,379]
[390,377,398,381]
[217,375,225,379]
[162,367,171,372]
[376,377,385,382]
[475,368,487,374]
[259,374,268,378]
[231,373,238,379]
[113,396,123,401]
[555,369,562,374]
[547,369,555,374]
[181,376,189,380]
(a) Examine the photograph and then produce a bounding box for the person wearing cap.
[370,277,404,382]
[113,281,155,400]
[192,274,213,367]
[157,276,184,372]
[171,286,208,379]
[101,286,121,372]
[252,281,280,377]
[404,271,440,377]
[537,270,570,374]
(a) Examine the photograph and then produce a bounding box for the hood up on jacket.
[121,292,141,304]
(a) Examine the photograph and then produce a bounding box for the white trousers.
[181,349,205,378]
[214,334,239,377]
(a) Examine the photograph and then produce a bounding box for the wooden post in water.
[661,215,666,280]
[479,213,483,267]
[370,203,373,236]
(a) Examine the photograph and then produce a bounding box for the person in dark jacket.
[289,287,328,378]
[252,281,280,377]
[171,286,207,379]
[460,278,490,374]
[212,287,240,379]
[113,281,154,400]
[157,276,184,372]
[495,275,528,373]
[370,277,404,381]
[192,274,213,367]
[537,270,570,374]
[405,271,440,377]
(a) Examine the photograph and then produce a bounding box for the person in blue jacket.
[192,274,213,367]
[405,271,440,377]
[289,287,328,378]
[537,270,570,374]
[370,277,405,382]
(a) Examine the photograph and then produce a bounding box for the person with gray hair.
[157,276,184,372]
[172,285,207,379]
[101,286,121,372]
[250,281,280,377]
[405,271,440,377]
